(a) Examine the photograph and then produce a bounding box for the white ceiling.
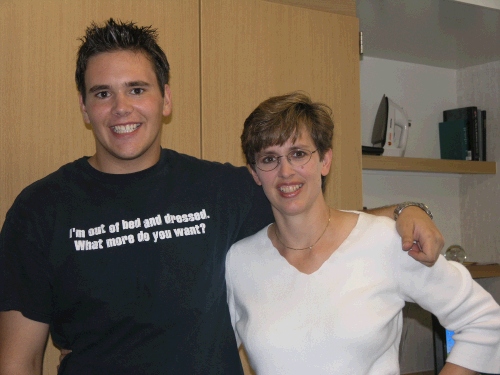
[356,0,500,69]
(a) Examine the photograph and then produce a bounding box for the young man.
[0,19,443,374]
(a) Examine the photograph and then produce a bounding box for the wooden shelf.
[362,155,496,174]
[465,263,500,279]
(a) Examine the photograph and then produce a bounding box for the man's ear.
[162,84,172,117]
[321,148,333,176]
[246,164,262,186]
[79,95,91,124]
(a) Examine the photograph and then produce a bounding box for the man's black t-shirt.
[0,149,273,374]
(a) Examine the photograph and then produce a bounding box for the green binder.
[439,119,470,160]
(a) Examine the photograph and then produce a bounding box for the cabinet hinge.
[359,31,363,55]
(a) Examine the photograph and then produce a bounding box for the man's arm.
[0,310,49,375]
[365,204,444,267]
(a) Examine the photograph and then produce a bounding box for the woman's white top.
[225,213,500,374]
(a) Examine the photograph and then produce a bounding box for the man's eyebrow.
[88,85,110,94]
[88,81,151,94]
[126,81,151,87]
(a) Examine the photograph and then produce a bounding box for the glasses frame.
[253,149,318,172]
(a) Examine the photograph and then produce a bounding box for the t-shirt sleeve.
[0,192,53,323]
[231,167,273,242]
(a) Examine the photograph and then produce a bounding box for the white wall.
[360,57,457,158]
[458,61,500,263]
[458,62,500,371]
[360,57,463,253]
[360,57,500,374]
[361,57,500,264]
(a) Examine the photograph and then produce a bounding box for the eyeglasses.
[253,149,318,172]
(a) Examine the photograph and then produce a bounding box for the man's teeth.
[279,184,302,193]
[112,123,140,134]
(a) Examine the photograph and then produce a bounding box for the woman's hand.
[439,362,479,374]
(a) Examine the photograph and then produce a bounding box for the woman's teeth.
[279,184,302,193]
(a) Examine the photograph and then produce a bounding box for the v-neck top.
[267,212,361,276]
[225,212,500,375]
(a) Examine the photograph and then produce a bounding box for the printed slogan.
[69,209,209,251]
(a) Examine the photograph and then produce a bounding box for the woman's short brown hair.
[241,91,334,169]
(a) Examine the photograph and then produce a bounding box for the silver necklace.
[274,210,331,251]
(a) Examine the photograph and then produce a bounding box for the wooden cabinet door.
[0,0,200,223]
[0,1,199,374]
[200,0,362,210]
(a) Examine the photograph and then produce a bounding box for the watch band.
[394,202,433,220]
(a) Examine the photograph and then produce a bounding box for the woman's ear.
[321,148,333,176]
[247,164,262,186]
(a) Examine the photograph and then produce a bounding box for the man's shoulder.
[161,148,252,182]
[162,148,246,170]
[2,157,88,225]
[33,156,85,183]
[12,157,87,203]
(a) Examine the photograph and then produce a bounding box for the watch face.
[444,245,467,264]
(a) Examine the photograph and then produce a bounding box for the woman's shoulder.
[228,225,271,256]
[334,211,401,261]
[339,210,397,235]
[225,225,273,279]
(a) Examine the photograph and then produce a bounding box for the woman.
[225,92,500,374]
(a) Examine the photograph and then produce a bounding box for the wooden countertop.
[465,263,500,279]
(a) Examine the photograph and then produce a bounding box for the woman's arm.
[439,362,478,375]
[398,254,500,375]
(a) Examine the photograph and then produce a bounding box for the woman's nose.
[277,155,295,176]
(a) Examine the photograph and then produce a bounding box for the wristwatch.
[394,202,433,221]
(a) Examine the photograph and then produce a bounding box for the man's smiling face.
[79,49,171,174]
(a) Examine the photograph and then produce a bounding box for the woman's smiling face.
[249,129,332,218]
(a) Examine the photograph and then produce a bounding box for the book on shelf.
[481,110,487,161]
[439,119,470,160]
[477,108,483,161]
[474,108,488,161]
[443,106,480,161]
